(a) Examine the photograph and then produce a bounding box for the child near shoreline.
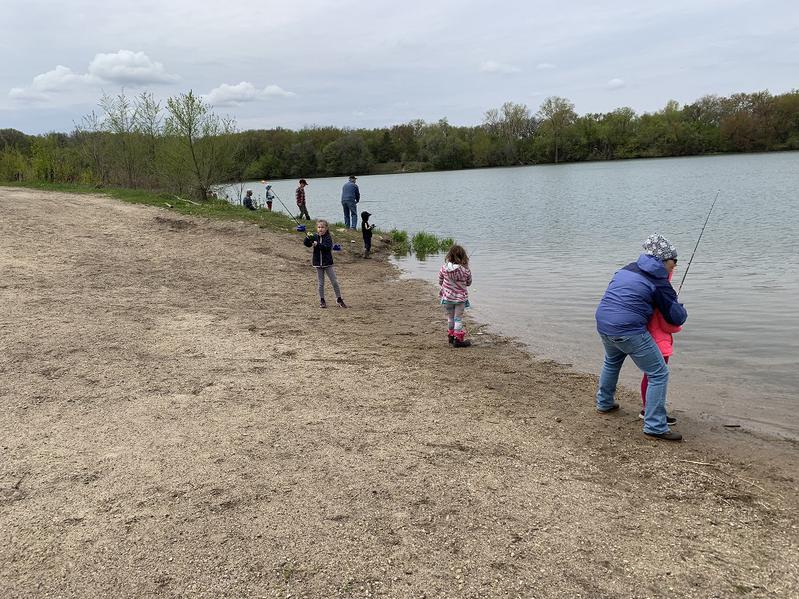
[641,269,681,425]
[243,190,256,210]
[303,219,347,309]
[361,211,375,259]
[438,244,472,348]
[264,184,274,211]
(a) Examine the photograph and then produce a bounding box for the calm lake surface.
[243,152,799,439]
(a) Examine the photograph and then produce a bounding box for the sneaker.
[644,430,683,441]
[639,410,677,425]
[597,402,620,414]
[453,338,471,348]
[448,335,455,345]
[320,298,327,308]
[336,297,348,308]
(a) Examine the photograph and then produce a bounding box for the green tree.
[286,141,320,178]
[164,90,237,201]
[322,134,374,175]
[537,96,577,163]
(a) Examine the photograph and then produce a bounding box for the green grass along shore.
[1,182,454,258]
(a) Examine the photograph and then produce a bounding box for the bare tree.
[133,91,163,187]
[100,91,141,186]
[164,91,237,201]
[73,110,109,184]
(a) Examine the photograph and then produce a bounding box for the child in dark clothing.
[303,219,347,308]
[243,190,256,210]
[361,211,375,258]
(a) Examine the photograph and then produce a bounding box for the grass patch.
[410,231,457,259]
[389,229,410,256]
[439,237,455,250]
[411,231,440,257]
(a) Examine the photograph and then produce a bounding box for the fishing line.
[677,189,721,295]
[260,181,311,236]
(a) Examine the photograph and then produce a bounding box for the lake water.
[239,152,799,440]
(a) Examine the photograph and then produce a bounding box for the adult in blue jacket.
[594,234,688,441]
[341,175,360,230]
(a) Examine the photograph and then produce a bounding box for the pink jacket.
[647,271,681,356]
[438,262,472,303]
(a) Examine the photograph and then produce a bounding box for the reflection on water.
[239,153,799,439]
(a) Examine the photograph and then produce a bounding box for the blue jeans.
[596,332,671,435]
[342,200,358,229]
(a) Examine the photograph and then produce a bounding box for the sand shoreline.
[1,187,797,597]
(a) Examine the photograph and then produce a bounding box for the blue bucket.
[332,244,342,251]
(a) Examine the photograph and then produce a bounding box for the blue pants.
[342,200,358,229]
[596,332,671,435]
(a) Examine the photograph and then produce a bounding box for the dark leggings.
[297,204,310,220]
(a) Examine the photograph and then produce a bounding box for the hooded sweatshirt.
[438,262,472,303]
[595,254,687,336]
[647,271,682,356]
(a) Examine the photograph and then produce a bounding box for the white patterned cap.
[642,233,678,260]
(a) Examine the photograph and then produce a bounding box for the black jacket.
[303,232,334,267]
[361,222,374,240]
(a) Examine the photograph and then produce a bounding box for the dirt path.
[1,187,796,598]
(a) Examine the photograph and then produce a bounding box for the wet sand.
[1,187,797,598]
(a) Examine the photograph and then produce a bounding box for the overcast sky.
[2,0,797,134]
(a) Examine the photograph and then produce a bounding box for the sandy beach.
[1,187,797,598]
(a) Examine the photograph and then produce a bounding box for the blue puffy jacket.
[595,254,687,336]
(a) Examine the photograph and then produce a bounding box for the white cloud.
[8,51,177,102]
[607,78,626,89]
[262,84,295,98]
[8,65,91,101]
[536,63,556,70]
[88,50,178,85]
[480,60,521,74]
[205,81,296,106]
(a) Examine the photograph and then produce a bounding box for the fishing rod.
[677,190,721,295]
[260,181,311,236]
[258,182,342,250]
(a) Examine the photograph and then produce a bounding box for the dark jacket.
[341,181,360,203]
[595,254,687,336]
[361,221,374,241]
[303,232,334,267]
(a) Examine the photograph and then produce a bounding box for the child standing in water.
[438,244,472,348]
[641,268,681,425]
[303,219,347,309]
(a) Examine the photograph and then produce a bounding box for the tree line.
[1,88,798,200]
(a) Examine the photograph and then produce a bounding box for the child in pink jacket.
[641,271,681,423]
[438,244,472,348]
